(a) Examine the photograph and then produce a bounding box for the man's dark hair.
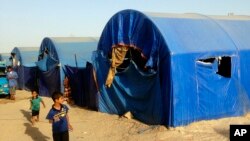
[52,91,63,102]
[7,66,12,69]
[31,90,39,99]
[31,89,38,93]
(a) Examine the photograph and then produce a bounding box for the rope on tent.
[74,54,78,68]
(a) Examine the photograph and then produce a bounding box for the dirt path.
[0,90,249,141]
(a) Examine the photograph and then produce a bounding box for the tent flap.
[38,66,60,97]
[93,51,163,124]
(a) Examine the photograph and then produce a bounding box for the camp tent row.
[1,9,250,127]
[36,37,99,107]
[1,38,99,108]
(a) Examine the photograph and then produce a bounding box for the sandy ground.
[0,90,250,141]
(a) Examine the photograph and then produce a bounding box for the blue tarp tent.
[10,47,39,91]
[37,37,98,106]
[92,9,250,127]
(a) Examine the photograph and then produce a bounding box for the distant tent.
[92,9,250,127]
[36,37,98,107]
[10,47,39,91]
[0,53,11,66]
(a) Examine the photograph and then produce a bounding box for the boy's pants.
[53,131,69,141]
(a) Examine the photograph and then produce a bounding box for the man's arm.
[66,114,73,131]
[29,100,32,110]
[7,72,18,79]
[41,99,46,108]
[13,72,18,79]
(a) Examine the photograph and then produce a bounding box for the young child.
[46,91,73,141]
[30,90,46,125]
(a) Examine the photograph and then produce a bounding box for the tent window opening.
[39,47,49,60]
[217,56,231,78]
[10,53,18,67]
[105,46,148,87]
[197,56,231,78]
[44,47,49,54]
[197,58,215,63]
[116,48,147,72]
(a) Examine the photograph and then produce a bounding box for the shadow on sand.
[21,110,50,141]
[213,127,229,139]
[20,109,31,122]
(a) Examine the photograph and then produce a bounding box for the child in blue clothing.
[30,90,45,125]
[46,91,73,141]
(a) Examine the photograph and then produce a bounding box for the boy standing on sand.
[30,90,46,125]
[46,91,73,141]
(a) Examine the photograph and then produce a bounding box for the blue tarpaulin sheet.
[64,65,86,106]
[64,63,98,109]
[10,47,39,90]
[16,66,38,91]
[11,47,39,67]
[93,51,162,124]
[93,9,250,127]
[85,62,98,110]
[38,66,60,97]
[37,37,98,99]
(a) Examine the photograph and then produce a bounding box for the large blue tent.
[36,37,98,106]
[92,9,250,127]
[10,47,39,91]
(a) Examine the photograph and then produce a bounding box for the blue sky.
[0,0,250,53]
